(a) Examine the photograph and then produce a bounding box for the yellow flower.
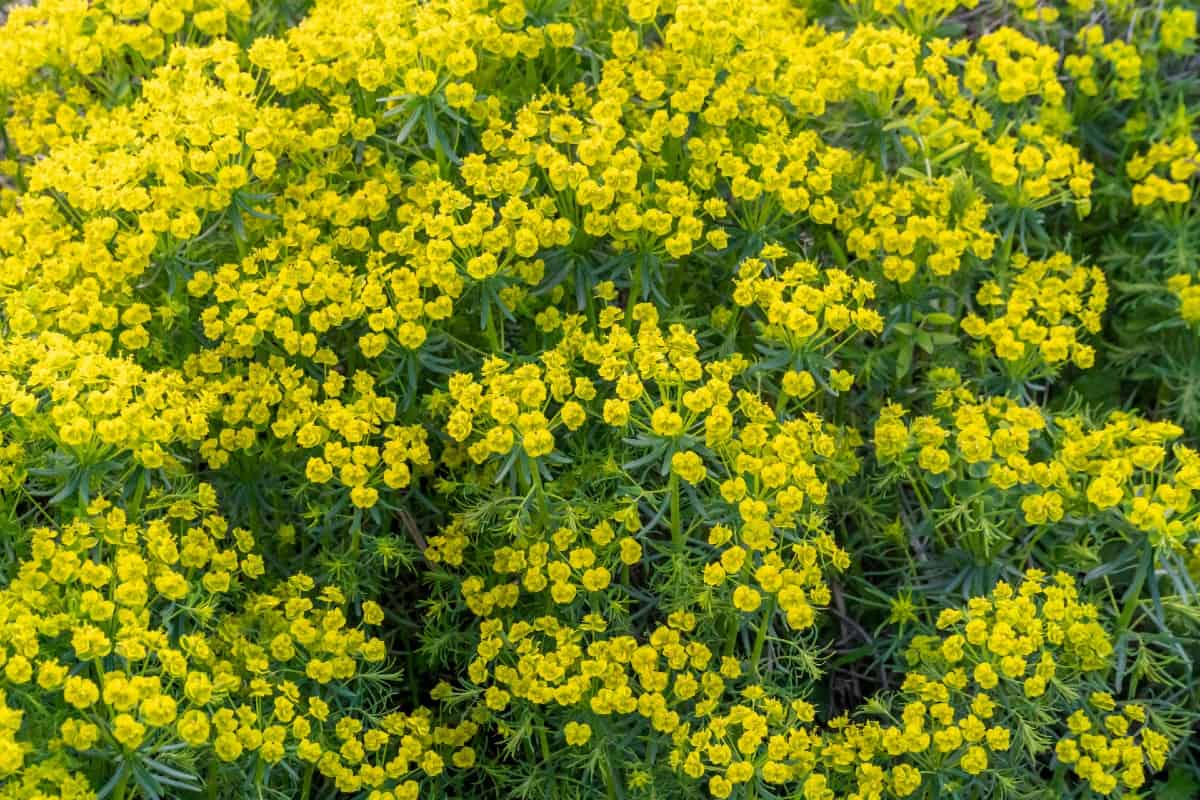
[362,601,385,625]
[891,764,922,796]
[564,721,591,746]
[733,585,762,613]
[63,676,100,709]
[960,745,988,775]
[140,694,178,727]
[582,567,612,592]
[178,710,211,746]
[214,732,243,762]
[671,451,707,484]
[651,406,685,438]
[523,428,555,458]
[3,656,31,684]
[1086,476,1123,509]
[112,714,146,750]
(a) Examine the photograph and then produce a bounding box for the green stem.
[113,766,131,800]
[723,613,739,657]
[1117,544,1151,634]
[254,758,266,799]
[603,757,620,800]
[669,471,682,550]
[625,255,644,330]
[300,764,314,800]
[750,596,777,677]
[529,462,549,530]
[484,302,501,352]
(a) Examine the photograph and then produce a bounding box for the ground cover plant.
[0,0,1198,798]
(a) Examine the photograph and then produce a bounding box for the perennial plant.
[0,0,1198,798]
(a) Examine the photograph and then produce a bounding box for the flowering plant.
[0,0,1198,798]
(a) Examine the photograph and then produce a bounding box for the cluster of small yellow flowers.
[1160,7,1198,53]
[704,532,848,634]
[456,509,641,615]
[1065,25,1144,101]
[662,571,1164,799]
[960,252,1106,372]
[468,612,722,734]
[671,691,827,798]
[445,358,564,466]
[1066,413,1200,550]
[209,362,431,509]
[1005,0,1095,24]
[0,0,252,88]
[0,334,215,470]
[885,571,1166,795]
[840,173,996,283]
[0,690,23,779]
[910,570,1113,692]
[1055,694,1171,794]
[0,0,254,165]
[246,0,571,103]
[977,124,1094,213]
[0,486,475,796]
[6,42,276,338]
[461,96,718,264]
[874,386,1048,482]
[876,385,1200,551]
[1128,135,1199,207]
[971,28,1066,106]
[1166,274,1200,324]
[732,249,884,354]
[0,743,93,800]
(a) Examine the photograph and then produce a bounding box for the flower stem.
[300,764,314,800]
[723,614,739,657]
[603,758,620,800]
[112,767,130,800]
[669,471,682,550]
[529,461,549,530]
[1117,543,1152,635]
[750,596,777,677]
[625,256,644,329]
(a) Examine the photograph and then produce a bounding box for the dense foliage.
[0,0,1198,798]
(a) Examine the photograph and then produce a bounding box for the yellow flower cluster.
[661,571,1159,799]
[841,173,997,283]
[977,124,1094,212]
[1166,274,1200,324]
[892,571,1164,794]
[960,252,1106,372]
[1128,135,1199,207]
[876,386,1200,550]
[0,0,254,164]
[0,486,476,796]
[732,250,884,352]
[1056,694,1170,794]
[0,0,1195,796]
